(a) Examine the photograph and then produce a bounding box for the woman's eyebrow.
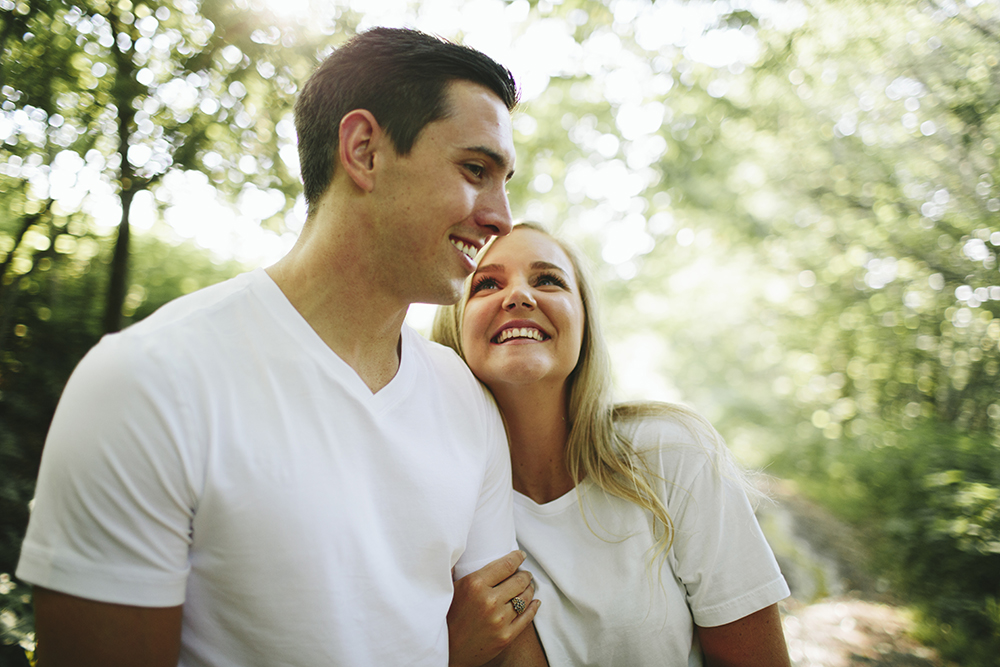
[530,261,568,274]
[474,261,568,275]
[474,263,504,274]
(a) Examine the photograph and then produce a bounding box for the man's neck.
[266,227,408,394]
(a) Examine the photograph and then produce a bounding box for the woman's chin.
[481,366,566,394]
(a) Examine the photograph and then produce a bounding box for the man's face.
[372,80,516,307]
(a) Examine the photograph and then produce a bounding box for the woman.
[434,223,791,666]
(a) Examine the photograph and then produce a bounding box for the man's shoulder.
[126,270,259,340]
[402,327,498,411]
[89,270,265,385]
[404,326,476,379]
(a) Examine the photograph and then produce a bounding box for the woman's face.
[461,227,585,393]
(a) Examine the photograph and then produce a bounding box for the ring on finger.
[511,596,526,615]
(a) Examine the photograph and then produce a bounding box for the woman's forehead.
[481,228,574,272]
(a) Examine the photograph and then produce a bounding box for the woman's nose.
[503,285,536,310]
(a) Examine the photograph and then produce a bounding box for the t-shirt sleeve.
[647,421,790,628]
[452,388,517,579]
[16,333,199,607]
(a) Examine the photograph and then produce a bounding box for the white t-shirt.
[514,415,789,667]
[17,268,516,667]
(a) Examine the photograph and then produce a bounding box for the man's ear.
[338,109,383,193]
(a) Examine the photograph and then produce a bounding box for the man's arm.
[696,603,791,667]
[33,587,182,667]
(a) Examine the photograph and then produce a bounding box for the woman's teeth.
[496,327,545,343]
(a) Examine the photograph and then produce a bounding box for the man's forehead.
[442,80,514,126]
[434,80,516,171]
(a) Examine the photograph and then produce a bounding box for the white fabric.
[17,268,516,667]
[514,415,790,667]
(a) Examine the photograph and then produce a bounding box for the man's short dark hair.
[294,27,519,211]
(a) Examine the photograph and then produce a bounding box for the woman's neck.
[491,382,577,504]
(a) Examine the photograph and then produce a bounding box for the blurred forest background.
[1,0,999,664]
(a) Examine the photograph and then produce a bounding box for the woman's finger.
[509,597,541,631]
[505,581,535,619]
[467,549,526,588]
[496,573,534,611]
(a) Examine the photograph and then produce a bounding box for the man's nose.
[476,183,514,237]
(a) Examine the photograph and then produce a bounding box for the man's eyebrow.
[465,145,516,181]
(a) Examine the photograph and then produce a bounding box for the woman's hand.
[448,550,541,667]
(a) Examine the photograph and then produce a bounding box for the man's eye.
[466,164,485,178]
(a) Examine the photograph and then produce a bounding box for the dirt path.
[781,595,949,666]
[758,480,955,667]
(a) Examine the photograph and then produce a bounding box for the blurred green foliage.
[507,0,1000,662]
[2,0,1000,663]
[780,420,1000,665]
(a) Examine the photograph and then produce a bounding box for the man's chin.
[413,282,464,308]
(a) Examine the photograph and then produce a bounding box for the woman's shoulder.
[614,401,719,448]
[613,402,736,476]
[613,401,760,503]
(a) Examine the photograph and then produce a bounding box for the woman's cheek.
[461,321,484,367]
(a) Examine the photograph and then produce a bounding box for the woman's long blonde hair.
[431,222,749,563]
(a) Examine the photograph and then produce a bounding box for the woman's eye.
[536,273,568,289]
[470,276,500,294]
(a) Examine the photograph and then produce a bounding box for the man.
[17,28,544,666]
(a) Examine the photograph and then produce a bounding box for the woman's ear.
[338,109,382,192]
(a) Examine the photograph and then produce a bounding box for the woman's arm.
[484,623,548,667]
[696,604,791,667]
[448,550,546,667]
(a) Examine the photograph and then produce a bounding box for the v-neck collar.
[513,477,591,515]
[251,268,417,413]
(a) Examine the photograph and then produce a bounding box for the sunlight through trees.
[2,1,999,662]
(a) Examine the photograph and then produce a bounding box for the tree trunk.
[0,202,52,351]
[103,15,137,335]
[103,185,134,334]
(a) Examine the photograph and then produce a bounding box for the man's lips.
[491,321,551,344]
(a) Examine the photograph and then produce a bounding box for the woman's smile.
[492,321,551,344]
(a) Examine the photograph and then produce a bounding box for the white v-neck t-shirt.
[18,268,516,666]
[514,416,789,666]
